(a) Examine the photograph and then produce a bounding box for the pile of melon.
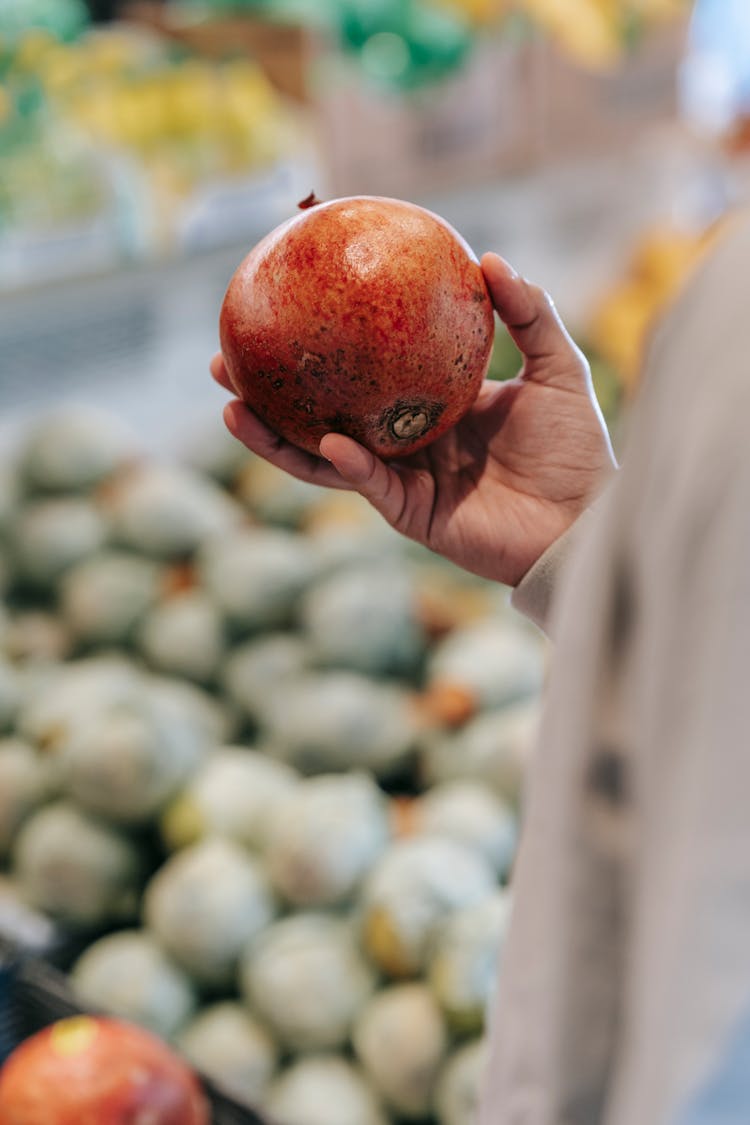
[0,406,546,1125]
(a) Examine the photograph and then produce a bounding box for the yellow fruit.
[590,281,656,388]
[434,0,507,26]
[13,29,56,71]
[626,0,686,23]
[630,228,706,294]
[520,0,623,68]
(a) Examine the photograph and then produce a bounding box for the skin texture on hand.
[211,252,617,588]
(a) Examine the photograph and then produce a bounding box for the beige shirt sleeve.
[510,506,601,637]
[509,528,572,635]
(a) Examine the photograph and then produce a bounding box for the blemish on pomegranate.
[300,351,326,376]
[325,411,355,432]
[256,370,280,386]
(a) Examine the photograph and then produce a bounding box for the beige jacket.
[480,211,750,1125]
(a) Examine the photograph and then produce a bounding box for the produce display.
[516,0,688,70]
[219,194,494,458]
[0,18,315,284]
[0,2,709,1114]
[185,0,689,80]
[0,404,547,1124]
[1,0,694,294]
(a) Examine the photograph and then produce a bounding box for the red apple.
[0,1015,210,1125]
[219,194,495,458]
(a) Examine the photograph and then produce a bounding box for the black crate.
[0,939,271,1125]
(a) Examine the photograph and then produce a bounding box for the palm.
[373,370,613,585]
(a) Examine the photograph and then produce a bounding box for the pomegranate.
[219,195,495,458]
[0,1015,210,1125]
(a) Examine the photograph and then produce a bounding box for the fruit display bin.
[0,936,272,1125]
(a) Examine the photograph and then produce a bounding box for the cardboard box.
[531,18,691,160]
[123,3,315,103]
[314,36,537,199]
[117,13,532,200]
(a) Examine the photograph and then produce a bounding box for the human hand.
[211,252,616,587]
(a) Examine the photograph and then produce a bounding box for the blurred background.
[2,3,750,1124]
[3,0,750,446]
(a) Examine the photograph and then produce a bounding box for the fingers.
[216,355,350,489]
[210,353,234,393]
[223,400,352,490]
[481,252,587,376]
[216,353,412,528]
[223,400,410,525]
[319,433,408,528]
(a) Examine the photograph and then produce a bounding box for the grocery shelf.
[0,240,242,460]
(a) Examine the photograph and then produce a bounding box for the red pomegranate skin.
[0,1015,210,1125]
[219,195,495,458]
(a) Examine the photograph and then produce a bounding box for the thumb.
[481,252,589,386]
[319,434,408,528]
